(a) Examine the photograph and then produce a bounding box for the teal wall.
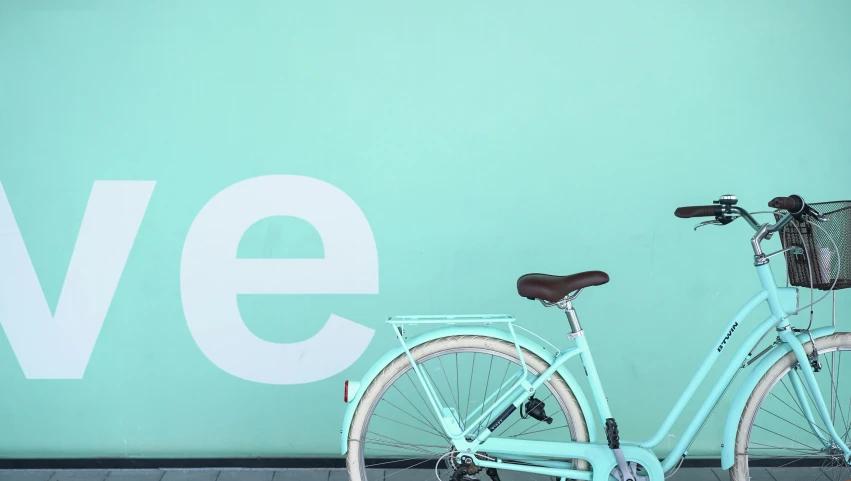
[1,0,850,459]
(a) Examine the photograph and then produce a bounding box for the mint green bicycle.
[340,194,851,481]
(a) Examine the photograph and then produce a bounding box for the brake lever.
[806,206,828,222]
[694,216,739,231]
[694,220,722,230]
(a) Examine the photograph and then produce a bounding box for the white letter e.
[180,175,378,384]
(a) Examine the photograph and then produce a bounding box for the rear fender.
[720,326,836,469]
[340,325,597,455]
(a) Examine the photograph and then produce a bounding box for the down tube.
[636,290,768,449]
[659,313,780,472]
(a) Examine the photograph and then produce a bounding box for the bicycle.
[340,194,851,481]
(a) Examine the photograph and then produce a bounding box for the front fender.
[340,325,597,455]
[720,326,835,469]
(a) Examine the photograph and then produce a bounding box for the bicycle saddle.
[517,271,610,303]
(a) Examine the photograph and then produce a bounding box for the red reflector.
[344,380,349,402]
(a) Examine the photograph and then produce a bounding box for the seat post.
[563,299,582,334]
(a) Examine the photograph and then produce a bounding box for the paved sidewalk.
[0,467,832,481]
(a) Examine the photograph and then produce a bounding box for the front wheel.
[732,332,851,481]
[344,335,590,481]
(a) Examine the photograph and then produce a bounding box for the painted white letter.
[180,175,377,384]
[0,181,155,378]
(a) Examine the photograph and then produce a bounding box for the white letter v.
[0,181,154,379]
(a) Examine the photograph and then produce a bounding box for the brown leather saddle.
[517,271,609,303]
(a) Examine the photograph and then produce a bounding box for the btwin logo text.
[717,322,739,352]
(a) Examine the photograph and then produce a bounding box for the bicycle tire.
[731,332,851,480]
[344,334,591,481]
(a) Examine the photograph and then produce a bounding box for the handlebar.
[675,194,825,262]
[674,194,822,234]
[768,195,805,214]
[674,205,720,218]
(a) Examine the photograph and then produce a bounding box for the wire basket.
[774,200,851,291]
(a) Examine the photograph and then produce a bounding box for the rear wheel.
[345,335,590,480]
[732,332,851,481]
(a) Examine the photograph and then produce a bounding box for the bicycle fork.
[780,326,851,461]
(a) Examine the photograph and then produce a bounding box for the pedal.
[485,468,501,481]
[606,418,635,481]
[523,397,553,424]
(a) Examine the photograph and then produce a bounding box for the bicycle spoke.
[364,455,435,468]
[365,438,443,456]
[383,458,444,479]
[455,353,461,424]
[465,353,476,429]
[824,355,849,435]
[475,355,495,435]
[844,395,851,442]
[753,423,822,450]
[835,353,842,421]
[508,424,569,438]
[392,381,449,443]
[775,455,818,469]
[380,396,449,441]
[421,363,458,425]
[770,389,806,419]
[366,438,446,454]
[372,413,449,441]
[367,432,447,453]
[759,405,834,440]
[795,369,822,418]
[782,377,809,420]
[481,361,512,429]
[436,356,460,422]
[405,372,446,434]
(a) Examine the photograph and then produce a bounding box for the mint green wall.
[1,0,850,459]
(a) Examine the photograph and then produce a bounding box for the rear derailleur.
[450,397,551,480]
[451,453,500,481]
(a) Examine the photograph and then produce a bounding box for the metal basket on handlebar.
[774,200,851,291]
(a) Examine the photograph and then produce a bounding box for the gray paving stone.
[0,472,56,481]
[765,467,836,481]
[45,472,108,481]
[47,472,109,481]
[746,467,775,481]
[216,470,273,481]
[666,467,721,480]
[497,470,561,481]
[377,470,432,481]
[329,469,386,481]
[104,470,164,481]
[709,467,829,481]
[272,470,329,481]
[711,467,730,480]
[158,472,218,481]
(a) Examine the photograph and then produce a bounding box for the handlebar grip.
[768,195,805,214]
[674,205,720,219]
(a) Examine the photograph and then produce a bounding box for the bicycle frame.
[381,260,850,480]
